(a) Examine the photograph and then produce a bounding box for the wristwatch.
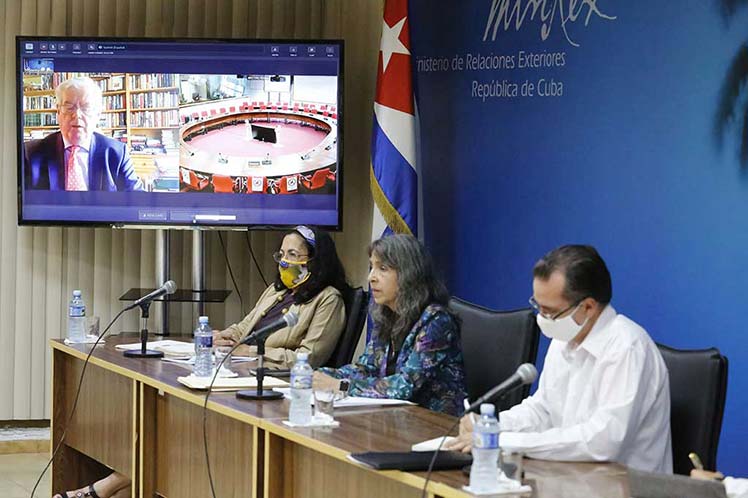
[338,379,351,394]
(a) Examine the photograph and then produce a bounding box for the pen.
[463,399,477,423]
[688,452,704,470]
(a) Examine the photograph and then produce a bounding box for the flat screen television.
[16,36,343,229]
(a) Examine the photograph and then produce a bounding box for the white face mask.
[536,302,588,342]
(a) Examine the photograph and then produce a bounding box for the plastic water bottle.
[288,352,313,425]
[67,290,86,343]
[469,403,501,493]
[193,316,213,377]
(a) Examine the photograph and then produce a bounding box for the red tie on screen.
[65,145,87,191]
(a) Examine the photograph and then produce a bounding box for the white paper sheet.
[273,388,415,408]
[411,436,457,452]
[177,374,288,391]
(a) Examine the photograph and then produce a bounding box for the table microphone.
[127,280,177,310]
[242,311,299,344]
[236,310,299,402]
[465,363,538,414]
[418,366,537,498]
[123,280,177,358]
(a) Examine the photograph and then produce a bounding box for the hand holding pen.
[689,452,725,481]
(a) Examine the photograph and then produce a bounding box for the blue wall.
[411,0,748,475]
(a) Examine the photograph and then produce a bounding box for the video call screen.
[17,37,343,228]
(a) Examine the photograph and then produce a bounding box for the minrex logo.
[483,0,616,47]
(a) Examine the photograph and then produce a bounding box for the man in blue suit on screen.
[24,76,144,191]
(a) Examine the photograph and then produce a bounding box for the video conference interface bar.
[19,38,341,75]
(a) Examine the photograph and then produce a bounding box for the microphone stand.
[123,302,164,358]
[236,336,283,400]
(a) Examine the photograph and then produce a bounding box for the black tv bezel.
[16,35,344,231]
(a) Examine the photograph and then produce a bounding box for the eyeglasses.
[528,296,582,320]
[273,250,309,263]
[59,103,97,116]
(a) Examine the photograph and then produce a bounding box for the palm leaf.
[718,0,748,19]
[741,103,748,166]
[714,44,748,150]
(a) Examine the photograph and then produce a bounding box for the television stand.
[120,229,230,336]
[118,288,231,336]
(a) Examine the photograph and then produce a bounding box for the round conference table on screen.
[178,105,337,178]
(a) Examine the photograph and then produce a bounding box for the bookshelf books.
[21,72,180,152]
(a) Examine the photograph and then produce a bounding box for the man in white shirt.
[447,245,673,473]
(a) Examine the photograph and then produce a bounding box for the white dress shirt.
[499,305,673,473]
[62,136,90,190]
[725,477,748,498]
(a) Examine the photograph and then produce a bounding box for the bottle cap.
[480,403,496,416]
[73,290,82,296]
[198,315,209,324]
[297,352,309,361]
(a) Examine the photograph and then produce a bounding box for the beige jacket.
[225,284,346,369]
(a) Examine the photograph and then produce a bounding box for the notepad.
[177,374,288,391]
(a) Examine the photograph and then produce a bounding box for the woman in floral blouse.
[314,234,466,416]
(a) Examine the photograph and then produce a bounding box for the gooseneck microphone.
[123,280,177,359]
[466,363,538,414]
[242,311,299,345]
[236,310,300,402]
[417,367,537,498]
[127,280,177,310]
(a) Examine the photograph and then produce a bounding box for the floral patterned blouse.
[319,303,466,416]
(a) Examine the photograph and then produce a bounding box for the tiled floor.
[0,427,50,442]
[0,453,51,498]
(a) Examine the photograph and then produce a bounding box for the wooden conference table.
[50,336,632,498]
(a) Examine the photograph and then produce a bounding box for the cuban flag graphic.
[370,0,418,238]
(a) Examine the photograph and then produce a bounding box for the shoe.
[53,484,101,498]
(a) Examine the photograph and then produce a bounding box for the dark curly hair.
[273,226,349,304]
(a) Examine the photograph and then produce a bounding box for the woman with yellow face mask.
[214,225,348,369]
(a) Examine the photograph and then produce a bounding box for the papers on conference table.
[114,340,254,363]
[64,335,103,345]
[115,340,196,358]
[272,388,415,408]
[161,355,255,366]
[177,374,288,391]
[411,436,457,452]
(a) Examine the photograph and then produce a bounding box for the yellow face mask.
[279,259,311,289]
